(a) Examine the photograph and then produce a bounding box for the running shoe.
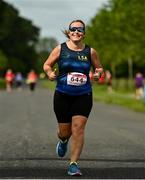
[56,139,68,157]
[68,162,82,176]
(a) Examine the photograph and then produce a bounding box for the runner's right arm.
[43,45,61,81]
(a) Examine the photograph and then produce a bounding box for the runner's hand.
[93,68,103,81]
[48,68,57,81]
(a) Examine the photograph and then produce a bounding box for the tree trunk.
[128,58,133,90]
[111,63,116,88]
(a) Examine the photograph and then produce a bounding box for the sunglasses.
[69,26,85,33]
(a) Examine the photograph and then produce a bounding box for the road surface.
[0,88,145,178]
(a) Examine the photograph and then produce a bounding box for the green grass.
[40,79,56,89]
[40,79,145,113]
[92,84,145,113]
[0,78,6,89]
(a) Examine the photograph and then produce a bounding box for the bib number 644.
[67,72,87,86]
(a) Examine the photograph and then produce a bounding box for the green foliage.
[8,57,26,73]
[0,0,40,75]
[0,78,5,89]
[0,50,8,68]
[85,0,145,77]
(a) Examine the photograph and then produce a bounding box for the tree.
[0,50,8,75]
[85,0,145,77]
[35,37,58,73]
[36,37,58,53]
[0,0,40,75]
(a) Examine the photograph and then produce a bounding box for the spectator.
[135,72,144,100]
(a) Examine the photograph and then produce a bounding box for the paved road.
[0,88,145,178]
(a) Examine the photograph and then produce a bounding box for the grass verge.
[40,79,145,113]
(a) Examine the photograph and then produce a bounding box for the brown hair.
[62,19,85,38]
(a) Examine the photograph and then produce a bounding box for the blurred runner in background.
[5,69,15,92]
[27,70,38,92]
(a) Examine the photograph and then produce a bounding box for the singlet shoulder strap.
[59,42,68,58]
[59,42,67,56]
[84,44,91,61]
[84,44,91,51]
[61,42,67,50]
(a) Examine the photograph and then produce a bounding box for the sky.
[4,0,108,43]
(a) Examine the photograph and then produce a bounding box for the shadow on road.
[0,157,145,178]
[1,157,145,162]
[0,167,145,179]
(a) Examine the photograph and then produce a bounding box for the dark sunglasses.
[69,26,85,33]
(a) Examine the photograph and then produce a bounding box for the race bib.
[67,72,87,86]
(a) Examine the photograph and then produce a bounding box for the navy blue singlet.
[56,42,92,95]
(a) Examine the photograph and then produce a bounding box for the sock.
[70,161,77,165]
[60,139,68,143]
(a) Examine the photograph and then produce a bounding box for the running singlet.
[56,42,92,95]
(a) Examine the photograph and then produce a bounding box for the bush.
[0,78,6,89]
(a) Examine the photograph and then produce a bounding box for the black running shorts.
[53,90,93,123]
